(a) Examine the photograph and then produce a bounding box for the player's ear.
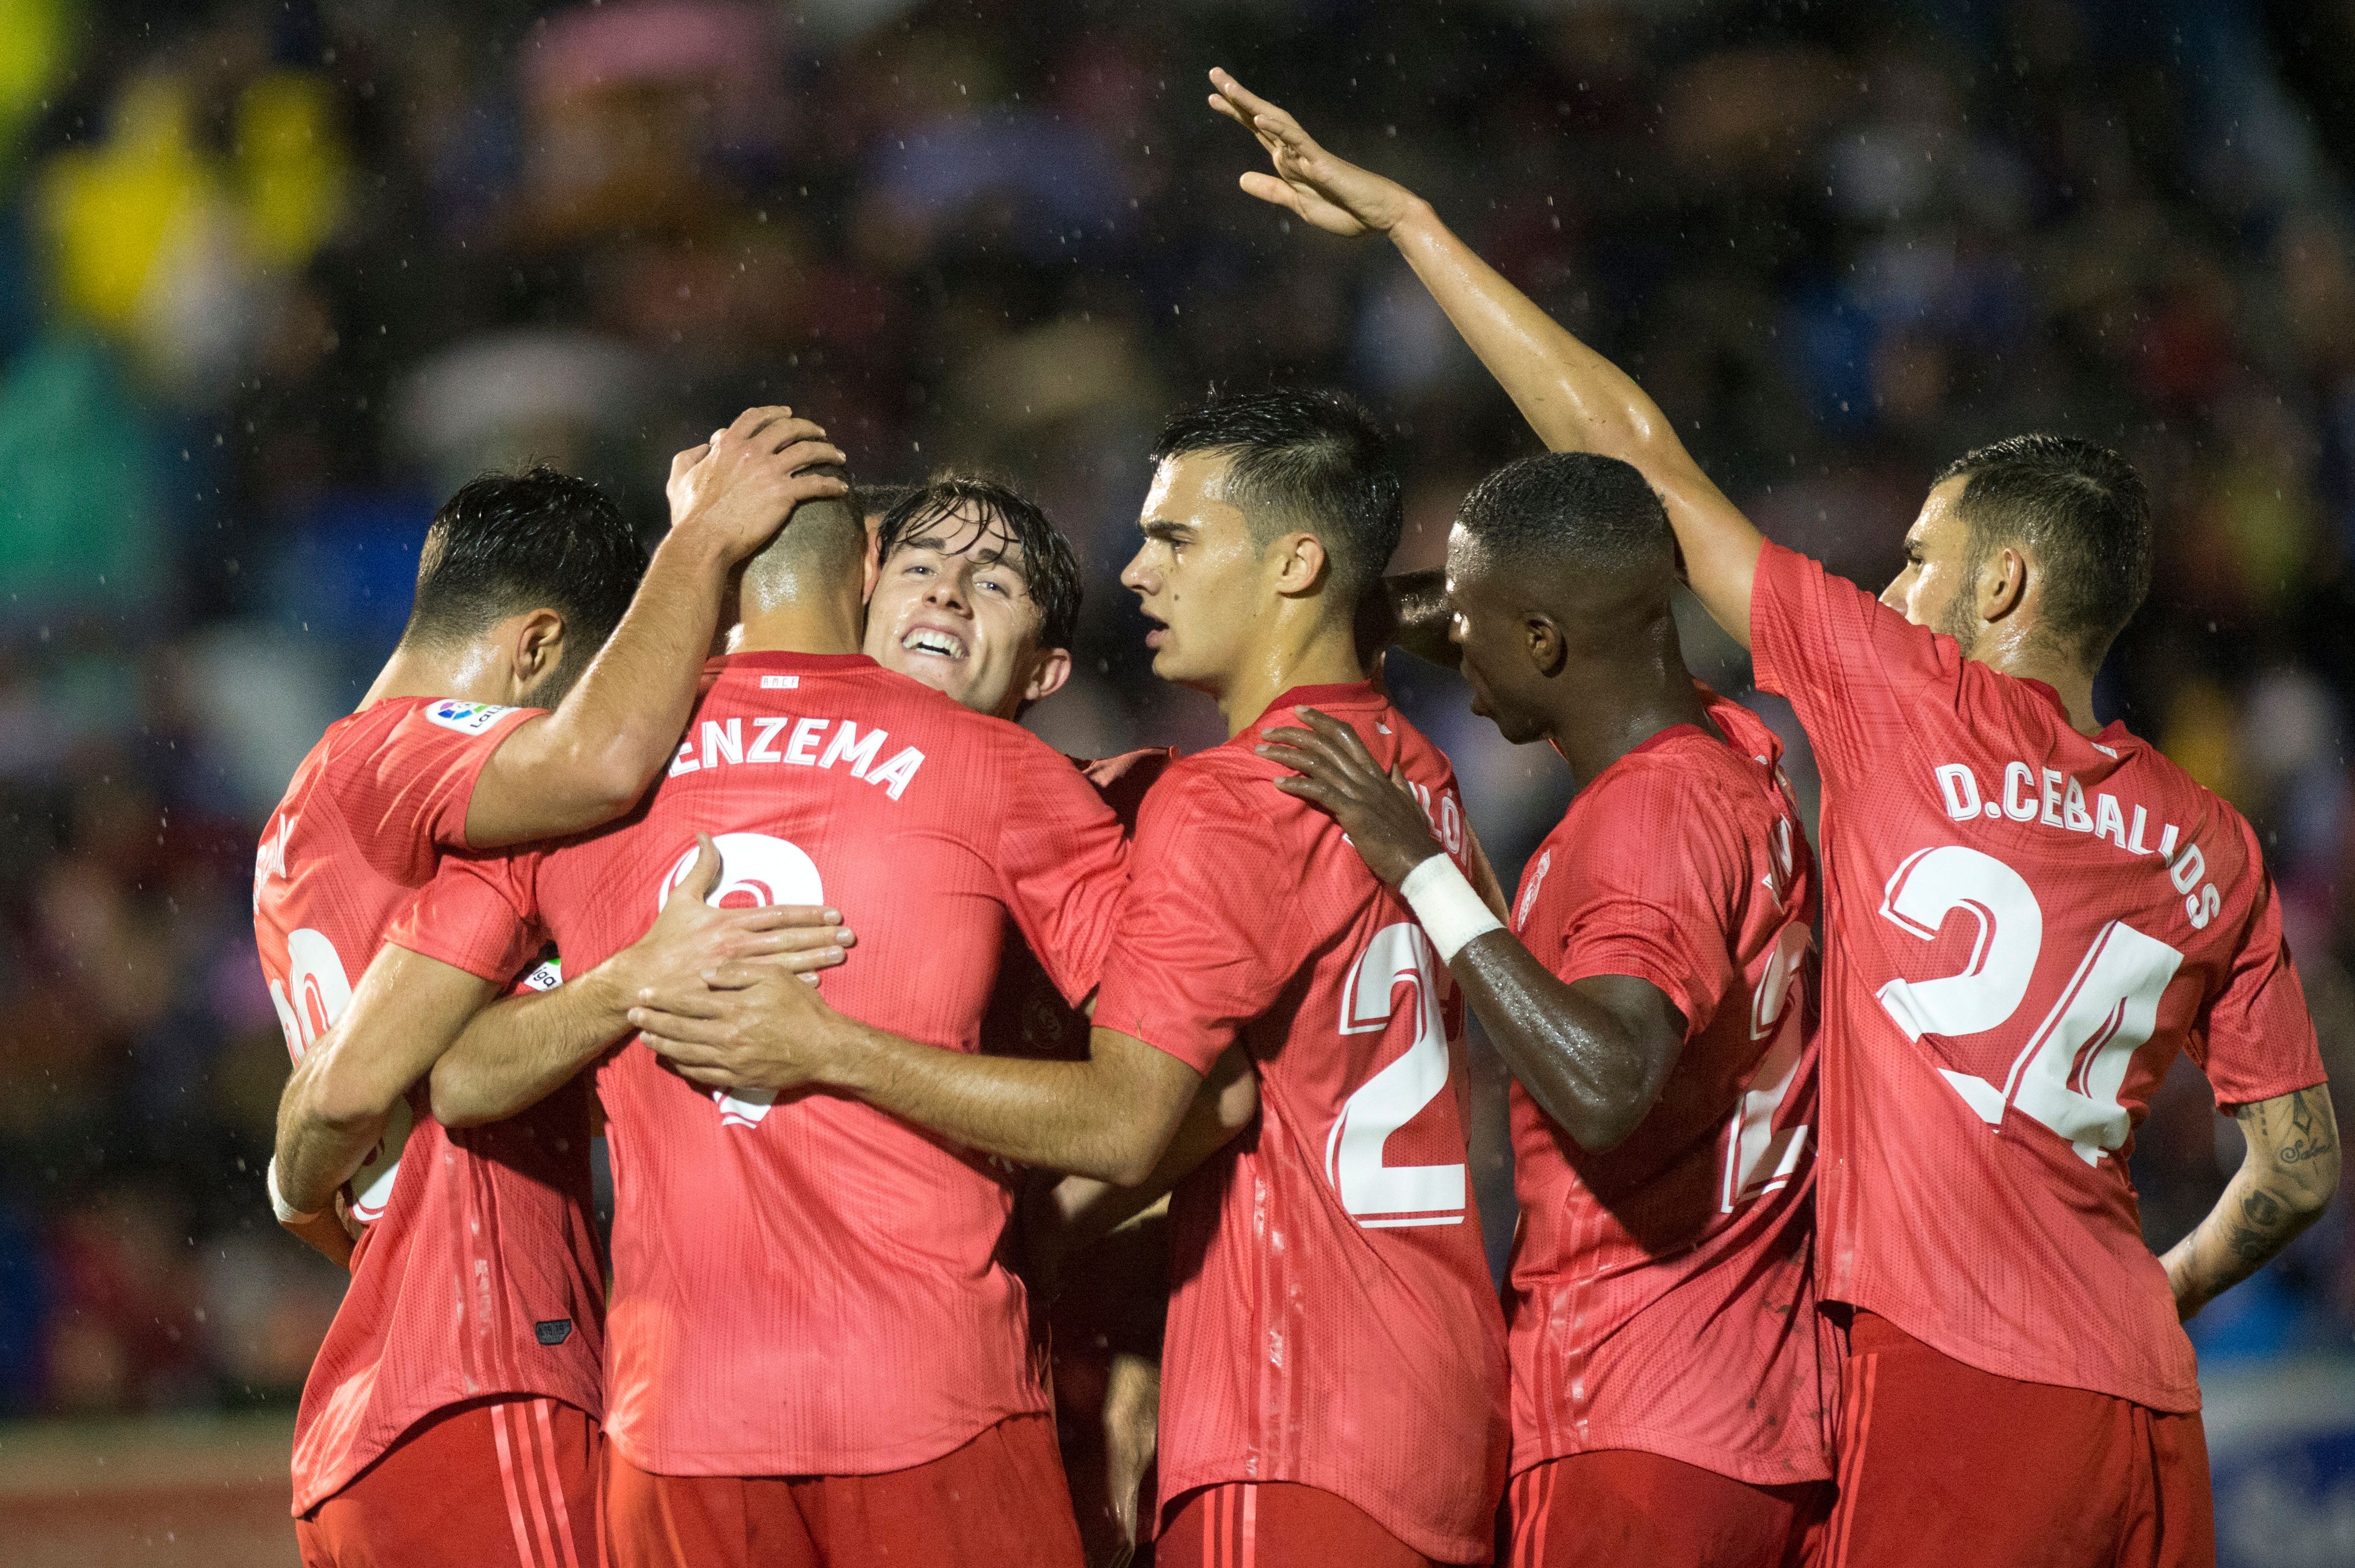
[1270,530,1329,596]
[1525,614,1567,678]
[510,608,566,699]
[1980,545,2029,625]
[1023,645,1074,705]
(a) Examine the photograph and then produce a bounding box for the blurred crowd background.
[2,0,2353,1553]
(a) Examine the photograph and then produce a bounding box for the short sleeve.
[369,699,543,852]
[1092,769,1290,1076]
[387,850,545,982]
[1748,540,1961,789]
[1525,765,1743,1034]
[993,738,1133,1008]
[2190,826,2326,1108]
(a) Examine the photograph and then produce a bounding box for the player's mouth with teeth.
[901,626,968,661]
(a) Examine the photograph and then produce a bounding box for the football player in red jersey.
[338,458,1166,1567]
[861,473,1224,1566]
[1205,66,2338,1568]
[1260,451,1836,1568]
[627,389,1511,1568]
[255,418,852,1568]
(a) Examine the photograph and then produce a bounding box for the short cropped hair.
[1150,388,1402,602]
[405,465,645,688]
[1933,435,2152,665]
[875,474,1083,651]
[1453,452,1672,577]
[859,482,920,523]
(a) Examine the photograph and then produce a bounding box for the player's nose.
[924,573,971,613]
[1119,552,1155,595]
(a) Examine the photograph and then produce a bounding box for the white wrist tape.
[267,1157,322,1226]
[1399,853,1504,964]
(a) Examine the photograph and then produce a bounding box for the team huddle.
[251,71,2336,1568]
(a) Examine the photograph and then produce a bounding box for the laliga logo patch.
[425,698,518,735]
[658,833,827,1128]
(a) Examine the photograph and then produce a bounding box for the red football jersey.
[253,697,605,1514]
[1506,695,1835,1488]
[1751,541,2326,1411]
[389,651,1133,1477]
[1092,682,1510,1566]
[981,748,1175,1067]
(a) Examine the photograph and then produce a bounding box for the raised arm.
[1259,710,1686,1150]
[627,964,1205,1186]
[1208,68,1764,646]
[2162,1083,2338,1321]
[464,408,850,845]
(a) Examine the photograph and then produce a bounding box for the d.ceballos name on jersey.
[1929,759,2223,930]
[667,712,925,801]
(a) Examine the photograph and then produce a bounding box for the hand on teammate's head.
[665,406,852,565]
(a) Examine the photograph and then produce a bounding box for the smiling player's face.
[863,504,1064,720]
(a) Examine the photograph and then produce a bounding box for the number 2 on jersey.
[1876,844,2184,1163]
[1327,923,1467,1228]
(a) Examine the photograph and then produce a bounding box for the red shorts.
[1823,1309,2213,1568]
[1506,1450,1829,1568]
[604,1411,1083,1567]
[296,1394,601,1568]
[1160,1481,1434,1568]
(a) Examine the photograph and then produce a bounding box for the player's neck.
[1214,616,1365,738]
[1545,662,1717,784]
[358,640,513,712]
[1970,630,2102,736]
[731,597,866,660]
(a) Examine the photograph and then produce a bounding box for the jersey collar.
[1264,680,1381,716]
[2013,674,2135,751]
[722,651,881,673]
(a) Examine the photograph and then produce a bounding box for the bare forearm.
[2163,1085,2338,1319]
[1451,934,1679,1153]
[467,532,730,846]
[429,966,629,1127]
[1042,1047,1255,1262]
[828,1027,1190,1185]
[1386,202,1762,642]
[274,1050,388,1216]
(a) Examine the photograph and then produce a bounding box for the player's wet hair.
[737,465,864,614]
[1453,451,1674,589]
[875,474,1083,651]
[1933,434,2152,667]
[404,465,647,694]
[1150,388,1402,605]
